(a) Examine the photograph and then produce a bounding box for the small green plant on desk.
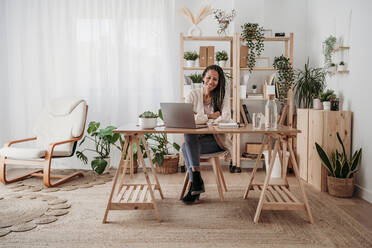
[315,132,362,197]
[319,89,336,102]
[76,121,120,174]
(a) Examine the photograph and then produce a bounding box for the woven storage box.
[246,142,268,154]
[327,176,354,198]
[156,154,179,174]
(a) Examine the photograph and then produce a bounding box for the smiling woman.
[0,0,177,167]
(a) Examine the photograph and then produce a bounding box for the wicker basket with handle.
[156,154,179,174]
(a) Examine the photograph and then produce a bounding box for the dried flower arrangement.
[179,5,212,36]
[212,8,237,36]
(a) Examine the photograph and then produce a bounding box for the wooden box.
[246,142,268,154]
[296,109,352,191]
[199,46,207,67]
[207,46,214,66]
[240,45,248,68]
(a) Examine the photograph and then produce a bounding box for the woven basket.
[327,176,354,198]
[156,154,179,174]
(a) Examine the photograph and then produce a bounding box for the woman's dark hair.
[202,65,226,112]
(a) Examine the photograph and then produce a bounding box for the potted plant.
[338,61,347,71]
[76,122,120,175]
[241,23,265,72]
[315,132,362,197]
[216,50,228,67]
[330,97,340,111]
[184,51,199,67]
[323,35,337,67]
[319,89,336,110]
[147,110,181,174]
[252,84,257,93]
[293,58,326,108]
[138,111,158,129]
[189,73,203,89]
[327,63,337,74]
[273,55,294,104]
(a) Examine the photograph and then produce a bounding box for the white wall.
[307,0,372,202]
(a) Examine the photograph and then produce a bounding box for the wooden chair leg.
[214,158,227,192]
[43,157,83,187]
[179,171,189,200]
[211,158,224,201]
[0,156,43,184]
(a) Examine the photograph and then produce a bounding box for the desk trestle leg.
[102,134,163,223]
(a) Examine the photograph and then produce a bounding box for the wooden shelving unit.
[235,33,294,169]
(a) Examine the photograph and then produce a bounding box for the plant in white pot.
[338,61,347,71]
[315,132,362,197]
[138,111,158,129]
[76,121,120,175]
[216,50,228,67]
[327,63,337,74]
[189,73,203,89]
[184,51,199,67]
[319,89,336,111]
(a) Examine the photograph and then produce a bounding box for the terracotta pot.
[327,176,354,198]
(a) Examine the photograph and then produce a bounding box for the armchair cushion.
[0,147,72,160]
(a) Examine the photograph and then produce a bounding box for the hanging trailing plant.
[241,23,264,72]
[323,35,337,67]
[273,55,293,103]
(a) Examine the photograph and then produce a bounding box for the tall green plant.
[315,132,362,178]
[241,23,264,72]
[273,55,294,103]
[76,122,120,174]
[293,58,326,108]
[323,35,337,66]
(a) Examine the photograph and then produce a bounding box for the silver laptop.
[160,103,208,129]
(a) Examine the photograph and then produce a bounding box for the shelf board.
[183,36,233,41]
[334,46,350,51]
[183,67,233,71]
[240,157,264,161]
[240,37,290,42]
[240,67,277,71]
[337,70,350,73]
[241,98,266,101]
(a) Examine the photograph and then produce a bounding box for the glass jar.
[265,95,278,130]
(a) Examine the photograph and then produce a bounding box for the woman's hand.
[208,111,221,119]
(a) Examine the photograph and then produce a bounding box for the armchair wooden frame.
[0,106,88,187]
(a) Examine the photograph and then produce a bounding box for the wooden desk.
[102,124,313,224]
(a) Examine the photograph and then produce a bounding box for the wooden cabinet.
[296,109,352,191]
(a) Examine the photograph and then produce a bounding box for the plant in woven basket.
[315,132,362,179]
[146,110,180,168]
[293,58,326,108]
[273,55,294,104]
[241,23,265,72]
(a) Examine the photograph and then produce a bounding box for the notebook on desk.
[160,103,208,129]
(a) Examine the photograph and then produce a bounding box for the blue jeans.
[182,134,224,182]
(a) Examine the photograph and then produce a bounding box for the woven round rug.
[6,169,114,194]
[0,193,71,238]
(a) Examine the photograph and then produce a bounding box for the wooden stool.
[179,151,228,201]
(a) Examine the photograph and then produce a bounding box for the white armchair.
[0,97,88,187]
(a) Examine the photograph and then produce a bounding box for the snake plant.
[315,132,362,178]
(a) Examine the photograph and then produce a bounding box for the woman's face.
[203,69,219,93]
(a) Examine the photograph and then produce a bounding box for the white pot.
[192,83,202,89]
[313,98,323,110]
[323,101,331,110]
[185,60,195,67]
[240,85,247,99]
[217,60,227,67]
[338,65,347,71]
[138,117,157,129]
[184,85,192,97]
[252,88,257,94]
[188,24,202,36]
[328,66,337,74]
[263,151,289,178]
[103,157,110,174]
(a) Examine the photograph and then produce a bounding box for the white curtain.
[0,0,177,143]
[0,0,178,168]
